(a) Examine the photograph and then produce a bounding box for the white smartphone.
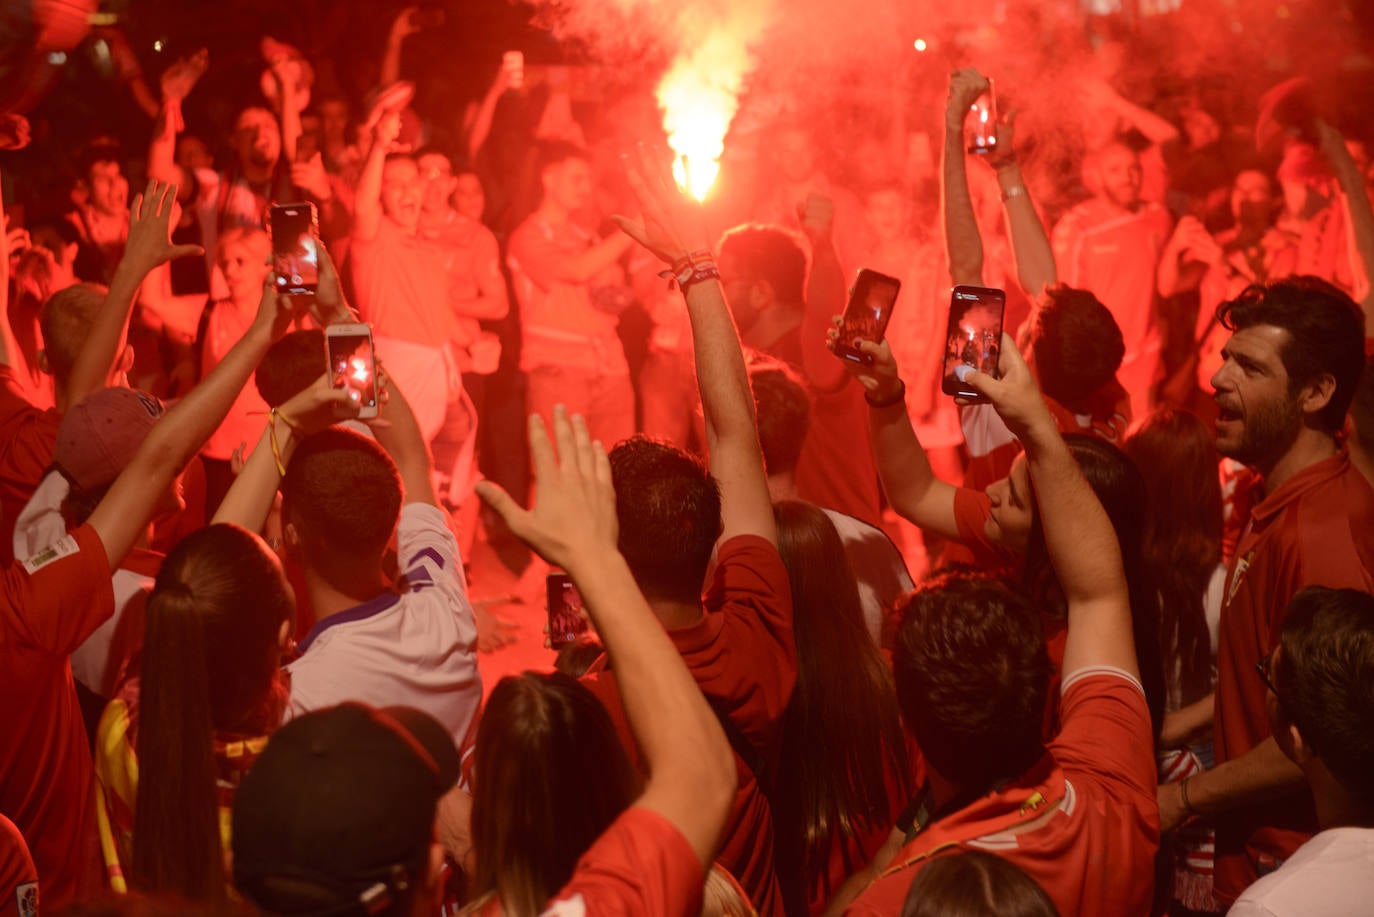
[324,323,379,419]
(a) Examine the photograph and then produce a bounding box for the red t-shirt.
[0,815,37,917]
[847,670,1159,917]
[541,807,705,917]
[1212,454,1374,903]
[0,525,115,907]
[0,369,61,567]
[582,535,795,916]
[351,217,455,348]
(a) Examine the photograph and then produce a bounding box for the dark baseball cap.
[231,703,459,915]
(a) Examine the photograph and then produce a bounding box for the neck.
[766,473,798,503]
[241,160,275,185]
[646,595,704,630]
[536,200,571,225]
[741,304,803,353]
[1307,761,1374,831]
[1261,428,1340,494]
[302,561,389,629]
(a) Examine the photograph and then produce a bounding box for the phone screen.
[326,328,378,416]
[270,203,319,295]
[967,81,998,156]
[546,573,588,650]
[835,269,902,364]
[942,285,1007,400]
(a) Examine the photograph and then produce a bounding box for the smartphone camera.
[942,285,1007,402]
[325,323,379,419]
[546,572,588,651]
[834,268,902,365]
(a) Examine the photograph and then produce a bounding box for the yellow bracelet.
[268,409,289,476]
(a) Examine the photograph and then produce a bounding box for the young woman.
[772,500,913,915]
[464,671,641,916]
[95,523,295,898]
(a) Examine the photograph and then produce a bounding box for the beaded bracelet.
[659,249,719,294]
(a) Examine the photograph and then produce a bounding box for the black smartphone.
[833,268,902,365]
[967,79,998,156]
[269,202,319,295]
[325,323,379,419]
[941,285,1007,402]
[546,572,588,651]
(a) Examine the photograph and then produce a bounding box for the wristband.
[1180,777,1198,817]
[864,380,906,409]
[268,408,298,476]
[659,249,719,294]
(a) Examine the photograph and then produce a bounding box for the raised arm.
[65,181,204,409]
[371,369,438,507]
[1317,119,1374,314]
[614,148,776,545]
[797,195,851,393]
[965,334,1138,680]
[1084,77,1180,147]
[148,50,208,187]
[832,334,960,539]
[465,65,512,164]
[353,108,401,243]
[380,8,421,89]
[476,408,735,868]
[980,110,1059,297]
[88,276,303,568]
[943,68,987,287]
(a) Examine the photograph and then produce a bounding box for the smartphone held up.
[325,323,379,419]
[966,79,998,157]
[942,285,1006,402]
[833,268,902,365]
[547,572,589,651]
[269,202,320,296]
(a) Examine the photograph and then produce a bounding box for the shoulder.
[1050,668,1156,802]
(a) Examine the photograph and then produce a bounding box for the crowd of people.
[2,6,1374,917]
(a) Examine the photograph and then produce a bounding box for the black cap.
[232,703,459,915]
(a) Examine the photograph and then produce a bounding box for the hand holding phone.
[325,323,379,419]
[832,268,902,365]
[967,79,999,157]
[269,203,319,295]
[942,285,1007,402]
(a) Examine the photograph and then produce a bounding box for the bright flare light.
[657,31,749,201]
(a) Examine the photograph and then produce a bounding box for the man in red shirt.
[845,336,1159,917]
[0,263,301,907]
[1156,277,1374,905]
[572,152,797,915]
[507,141,636,449]
[352,111,464,444]
[1052,140,1173,420]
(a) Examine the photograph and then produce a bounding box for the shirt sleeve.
[0,815,37,917]
[0,524,115,656]
[1051,669,1157,804]
[0,369,59,485]
[396,502,467,595]
[540,807,705,917]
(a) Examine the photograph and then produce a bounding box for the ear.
[749,279,775,312]
[116,345,136,376]
[277,618,292,651]
[283,520,303,555]
[1297,372,1337,419]
[1286,721,1314,765]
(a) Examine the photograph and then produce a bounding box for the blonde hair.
[700,866,756,917]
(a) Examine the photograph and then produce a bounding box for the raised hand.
[798,193,835,243]
[960,332,1054,440]
[291,151,332,201]
[475,406,618,573]
[279,372,358,432]
[0,114,31,152]
[123,180,204,276]
[826,314,904,399]
[946,67,991,125]
[160,49,208,103]
[611,143,709,266]
[252,271,309,342]
[390,6,423,41]
[311,242,355,324]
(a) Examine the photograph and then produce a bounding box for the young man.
[717,210,883,527]
[215,243,483,752]
[507,141,636,448]
[351,112,466,443]
[1052,139,1174,418]
[234,407,736,916]
[1229,586,1374,916]
[0,250,303,907]
[67,144,130,284]
[1156,277,1374,905]
[846,334,1159,917]
[559,151,796,915]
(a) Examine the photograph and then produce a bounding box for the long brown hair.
[773,501,913,912]
[131,524,294,899]
[469,672,641,917]
[1123,409,1223,707]
[900,850,1061,917]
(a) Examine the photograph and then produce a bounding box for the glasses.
[1255,653,1282,701]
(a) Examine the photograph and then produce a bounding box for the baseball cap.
[232,703,460,916]
[54,387,164,493]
